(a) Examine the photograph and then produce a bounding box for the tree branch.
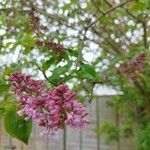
[35,64,56,85]
[88,0,134,29]
[142,21,148,49]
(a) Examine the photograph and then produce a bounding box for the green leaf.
[4,106,32,144]
[0,84,10,93]
[49,62,72,84]
[76,64,97,80]
[148,0,150,8]
[0,100,14,109]
[62,3,72,13]
[21,33,35,54]
[0,100,16,117]
[0,108,5,116]
[42,58,55,71]
[2,67,16,76]
[131,1,148,11]
[71,0,78,3]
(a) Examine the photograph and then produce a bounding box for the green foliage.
[99,120,119,143]
[42,58,55,71]
[0,0,150,147]
[76,64,97,80]
[49,61,72,84]
[4,105,32,144]
[0,100,14,111]
[137,122,150,150]
[0,84,9,93]
[131,0,149,11]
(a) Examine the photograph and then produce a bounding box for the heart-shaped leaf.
[4,106,32,144]
[76,64,97,80]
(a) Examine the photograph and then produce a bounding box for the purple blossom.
[9,72,88,136]
[117,52,147,81]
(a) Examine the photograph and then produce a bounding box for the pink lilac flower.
[9,72,45,95]
[117,52,147,82]
[9,72,88,136]
[44,41,64,51]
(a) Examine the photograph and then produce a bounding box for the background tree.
[0,0,150,149]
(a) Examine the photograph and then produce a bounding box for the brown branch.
[27,0,69,24]
[105,0,133,14]
[125,9,141,22]
[88,0,134,29]
[91,26,124,55]
[92,0,105,15]
[89,82,95,103]
[105,0,114,7]
[35,64,56,85]
[142,21,148,49]
[125,9,148,49]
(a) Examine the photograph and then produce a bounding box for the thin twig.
[35,64,56,85]
[105,0,114,7]
[105,0,133,14]
[27,0,69,24]
[89,82,95,103]
[125,9,148,49]
[88,0,133,29]
[142,21,148,49]
[92,0,105,15]
[125,9,140,22]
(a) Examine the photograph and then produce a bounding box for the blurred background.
[0,95,136,150]
[0,0,150,150]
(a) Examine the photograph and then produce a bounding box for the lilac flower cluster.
[9,72,88,136]
[36,40,64,52]
[44,41,64,52]
[117,52,146,82]
[28,11,40,30]
[28,11,48,32]
[28,10,64,52]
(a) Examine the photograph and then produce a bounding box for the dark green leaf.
[0,100,14,110]
[42,58,55,71]
[49,62,72,84]
[0,84,10,93]
[4,106,32,144]
[0,108,5,116]
[131,1,148,11]
[76,64,97,80]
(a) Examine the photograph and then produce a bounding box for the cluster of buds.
[28,10,64,52]
[28,11,40,30]
[36,40,64,52]
[28,10,48,32]
[9,72,88,136]
[117,52,146,82]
